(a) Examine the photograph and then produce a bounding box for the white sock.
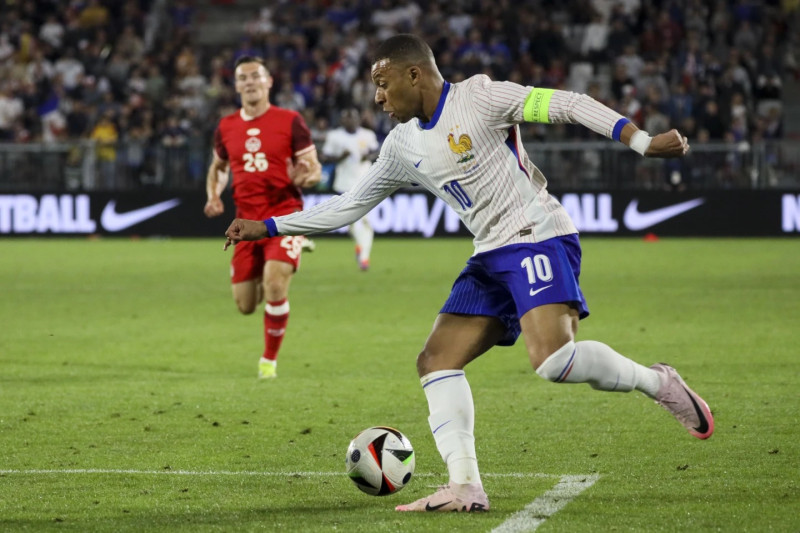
[421,370,482,486]
[536,340,661,397]
[350,217,373,261]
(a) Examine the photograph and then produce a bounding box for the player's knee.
[234,296,257,315]
[415,347,434,377]
[416,345,472,378]
[534,340,576,382]
[236,302,256,315]
[263,279,289,301]
[416,345,455,377]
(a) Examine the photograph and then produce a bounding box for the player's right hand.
[204,197,224,217]
[646,129,690,158]
[224,218,268,250]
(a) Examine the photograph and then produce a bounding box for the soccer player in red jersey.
[204,55,321,379]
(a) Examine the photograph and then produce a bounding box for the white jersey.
[322,126,380,193]
[275,75,630,254]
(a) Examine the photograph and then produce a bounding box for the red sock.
[263,298,289,362]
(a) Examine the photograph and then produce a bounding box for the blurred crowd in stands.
[0,0,797,189]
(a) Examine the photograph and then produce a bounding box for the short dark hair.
[234,55,266,70]
[373,34,434,66]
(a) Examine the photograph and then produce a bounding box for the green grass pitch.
[1,236,798,532]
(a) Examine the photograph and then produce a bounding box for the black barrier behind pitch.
[1,190,798,237]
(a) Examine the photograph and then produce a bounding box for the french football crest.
[447,132,475,164]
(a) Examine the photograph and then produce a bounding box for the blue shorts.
[440,234,589,346]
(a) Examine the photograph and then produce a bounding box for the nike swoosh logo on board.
[100,199,181,231]
[529,285,553,297]
[425,501,452,511]
[623,198,705,231]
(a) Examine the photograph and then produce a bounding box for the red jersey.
[214,106,315,219]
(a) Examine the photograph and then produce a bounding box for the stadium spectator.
[696,99,726,140]
[160,114,189,184]
[274,81,306,112]
[78,0,110,31]
[121,123,150,186]
[38,14,65,49]
[54,48,85,98]
[65,98,91,139]
[203,56,321,380]
[89,110,119,189]
[581,12,609,65]
[169,0,195,39]
[606,16,635,58]
[0,83,25,141]
[144,64,168,104]
[115,25,146,63]
[666,83,694,126]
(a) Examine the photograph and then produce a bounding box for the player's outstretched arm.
[223,218,268,250]
[520,87,689,159]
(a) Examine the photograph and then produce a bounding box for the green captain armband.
[523,88,555,123]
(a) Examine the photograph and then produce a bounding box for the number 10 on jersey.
[443,180,472,210]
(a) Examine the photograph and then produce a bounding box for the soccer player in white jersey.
[224,34,714,512]
[321,108,380,270]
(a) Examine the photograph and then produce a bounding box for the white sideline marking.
[492,474,600,533]
[0,469,559,478]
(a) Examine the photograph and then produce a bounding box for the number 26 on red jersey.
[243,152,268,172]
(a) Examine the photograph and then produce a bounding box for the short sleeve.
[290,114,314,156]
[213,126,228,160]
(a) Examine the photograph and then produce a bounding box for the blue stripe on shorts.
[440,234,589,346]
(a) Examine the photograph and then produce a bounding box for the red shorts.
[230,235,306,283]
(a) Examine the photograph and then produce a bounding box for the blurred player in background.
[321,108,380,270]
[223,34,713,508]
[204,55,321,379]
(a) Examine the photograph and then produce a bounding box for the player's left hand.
[223,218,268,250]
[646,129,690,158]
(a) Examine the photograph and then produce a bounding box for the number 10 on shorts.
[521,254,553,285]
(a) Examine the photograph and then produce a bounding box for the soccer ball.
[345,426,415,496]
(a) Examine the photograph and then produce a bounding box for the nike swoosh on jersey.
[414,159,422,168]
[100,199,181,232]
[623,198,705,231]
[529,285,553,297]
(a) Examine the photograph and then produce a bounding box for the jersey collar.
[240,105,270,121]
[417,81,450,130]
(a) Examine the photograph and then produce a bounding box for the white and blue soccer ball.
[345,426,415,496]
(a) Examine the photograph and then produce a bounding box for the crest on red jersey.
[245,136,261,152]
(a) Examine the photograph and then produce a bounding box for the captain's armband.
[523,88,555,123]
